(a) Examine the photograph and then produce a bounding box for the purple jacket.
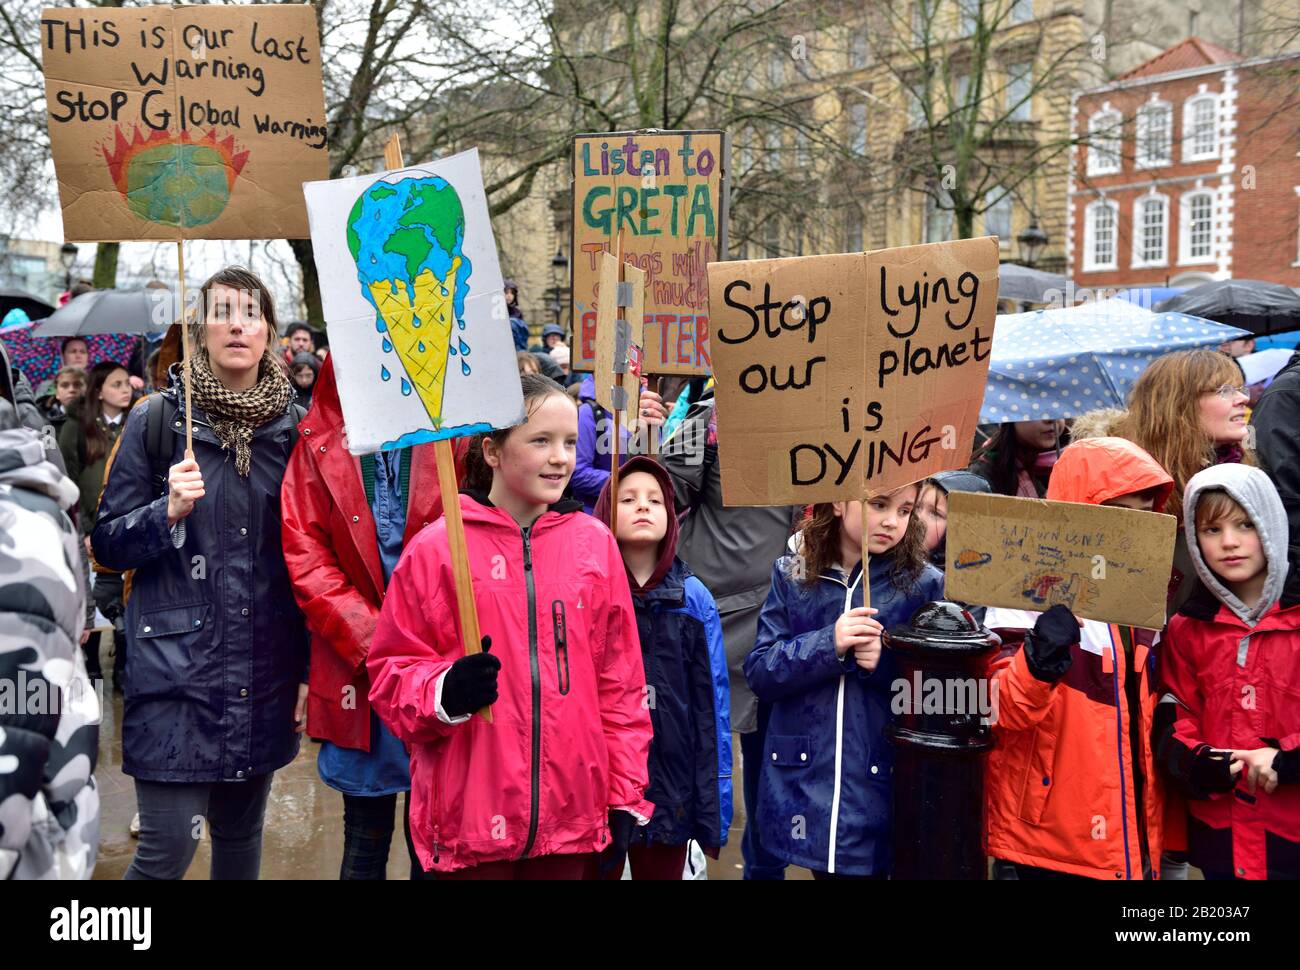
[572,374,635,514]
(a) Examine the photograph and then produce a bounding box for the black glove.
[596,809,637,876]
[1023,604,1079,683]
[440,637,499,718]
[1189,745,1239,796]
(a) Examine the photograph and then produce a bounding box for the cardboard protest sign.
[592,251,646,432]
[943,491,1177,630]
[572,130,726,375]
[303,148,523,454]
[41,4,328,241]
[707,237,999,506]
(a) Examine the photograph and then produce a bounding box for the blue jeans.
[124,774,274,880]
[340,791,430,880]
[740,702,787,880]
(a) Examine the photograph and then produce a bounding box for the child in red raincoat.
[1158,464,1300,879]
[367,373,654,878]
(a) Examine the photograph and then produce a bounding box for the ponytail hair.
[462,372,575,493]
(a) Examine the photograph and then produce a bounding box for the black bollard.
[883,601,1000,880]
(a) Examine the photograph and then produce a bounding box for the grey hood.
[1183,463,1289,625]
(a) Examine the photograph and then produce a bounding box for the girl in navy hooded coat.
[745,484,943,878]
[593,456,731,878]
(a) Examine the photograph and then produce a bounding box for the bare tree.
[0,0,132,287]
[855,0,1094,259]
[408,0,878,260]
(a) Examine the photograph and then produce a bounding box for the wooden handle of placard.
[435,439,491,723]
[609,408,621,535]
[383,132,490,722]
[176,240,194,458]
[646,375,659,457]
[609,230,625,535]
[860,499,871,611]
[382,132,404,172]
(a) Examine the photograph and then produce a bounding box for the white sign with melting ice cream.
[304,148,524,453]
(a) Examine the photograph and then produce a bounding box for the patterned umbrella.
[981,298,1249,423]
[0,309,139,384]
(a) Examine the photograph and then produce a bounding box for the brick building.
[1068,39,1300,292]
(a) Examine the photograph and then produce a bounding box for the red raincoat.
[1163,598,1300,879]
[367,493,654,872]
[281,356,461,750]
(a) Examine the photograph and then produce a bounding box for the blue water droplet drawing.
[418,341,425,353]
[382,337,392,353]
[461,360,471,376]
[401,377,412,396]
[381,366,391,381]
[457,318,466,330]
[448,344,457,356]
[440,288,448,297]
[458,338,471,356]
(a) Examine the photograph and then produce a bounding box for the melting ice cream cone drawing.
[304,148,523,455]
[348,175,473,428]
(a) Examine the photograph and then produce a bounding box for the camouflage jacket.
[0,424,100,879]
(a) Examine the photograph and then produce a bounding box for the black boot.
[82,630,104,683]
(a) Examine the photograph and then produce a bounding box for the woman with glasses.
[1073,350,1253,611]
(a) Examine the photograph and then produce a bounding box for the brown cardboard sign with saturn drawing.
[944,491,1177,630]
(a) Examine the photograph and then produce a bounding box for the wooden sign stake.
[383,133,490,722]
[608,232,625,537]
[860,499,871,611]
[176,240,195,458]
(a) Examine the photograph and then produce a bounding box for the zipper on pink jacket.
[519,524,543,858]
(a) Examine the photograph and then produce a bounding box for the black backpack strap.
[144,394,178,497]
[581,396,608,426]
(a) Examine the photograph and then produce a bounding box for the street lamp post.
[59,242,79,292]
[550,248,569,328]
[1016,221,1048,269]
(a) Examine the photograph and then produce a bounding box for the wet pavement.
[92,634,809,880]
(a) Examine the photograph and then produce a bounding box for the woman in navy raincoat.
[93,267,309,880]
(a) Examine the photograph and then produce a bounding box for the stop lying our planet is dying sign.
[41,4,329,241]
[571,130,726,376]
[707,237,999,506]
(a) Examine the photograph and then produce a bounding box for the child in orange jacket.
[984,437,1174,880]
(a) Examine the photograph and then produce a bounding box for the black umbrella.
[997,263,1068,304]
[31,287,180,338]
[0,287,56,322]
[1155,279,1300,336]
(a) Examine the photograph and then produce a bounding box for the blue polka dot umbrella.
[981,298,1250,423]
